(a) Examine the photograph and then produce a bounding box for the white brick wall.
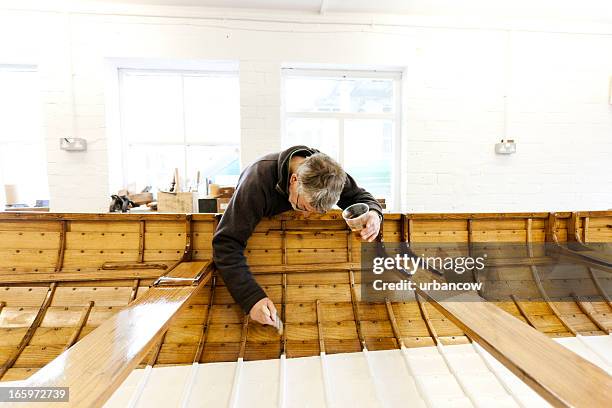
[1,6,611,213]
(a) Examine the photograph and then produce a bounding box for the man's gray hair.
[295,153,347,212]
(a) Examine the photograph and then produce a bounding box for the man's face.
[288,174,320,216]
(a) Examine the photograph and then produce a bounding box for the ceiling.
[88,0,612,23]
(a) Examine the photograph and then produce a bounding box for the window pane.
[121,72,183,144]
[183,75,240,144]
[0,69,42,143]
[285,76,394,114]
[0,68,49,208]
[125,144,184,193]
[343,119,393,204]
[0,142,49,206]
[186,145,240,187]
[284,118,339,161]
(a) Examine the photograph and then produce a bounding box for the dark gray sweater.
[212,145,383,313]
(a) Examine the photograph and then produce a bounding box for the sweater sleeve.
[212,176,268,314]
[336,172,383,217]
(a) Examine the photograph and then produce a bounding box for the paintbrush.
[272,311,284,335]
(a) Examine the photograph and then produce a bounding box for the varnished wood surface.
[156,261,211,282]
[0,283,57,379]
[419,289,612,408]
[406,212,550,219]
[0,210,611,408]
[0,213,215,222]
[0,269,169,284]
[6,262,212,408]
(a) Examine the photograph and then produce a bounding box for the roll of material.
[4,184,19,205]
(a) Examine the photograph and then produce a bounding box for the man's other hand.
[360,210,381,242]
[249,297,277,325]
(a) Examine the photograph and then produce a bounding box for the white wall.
[0,4,611,212]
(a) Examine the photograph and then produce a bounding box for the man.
[213,145,383,326]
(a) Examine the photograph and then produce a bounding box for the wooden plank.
[153,261,210,286]
[0,283,57,380]
[101,262,168,270]
[0,231,59,249]
[249,262,361,274]
[6,262,213,408]
[0,269,167,284]
[418,286,612,408]
[0,213,198,222]
[406,212,549,220]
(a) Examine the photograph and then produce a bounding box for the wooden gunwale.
[405,212,550,220]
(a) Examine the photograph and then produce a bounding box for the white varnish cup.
[342,203,370,232]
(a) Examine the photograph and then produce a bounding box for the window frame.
[117,68,240,190]
[281,68,402,211]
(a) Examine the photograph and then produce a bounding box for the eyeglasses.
[294,191,326,215]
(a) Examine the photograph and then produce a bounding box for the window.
[282,69,401,210]
[119,69,240,193]
[0,66,49,209]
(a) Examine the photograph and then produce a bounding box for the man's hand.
[249,297,277,325]
[360,210,381,242]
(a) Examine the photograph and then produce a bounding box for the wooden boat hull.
[0,211,611,407]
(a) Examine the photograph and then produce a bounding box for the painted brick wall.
[0,6,611,212]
